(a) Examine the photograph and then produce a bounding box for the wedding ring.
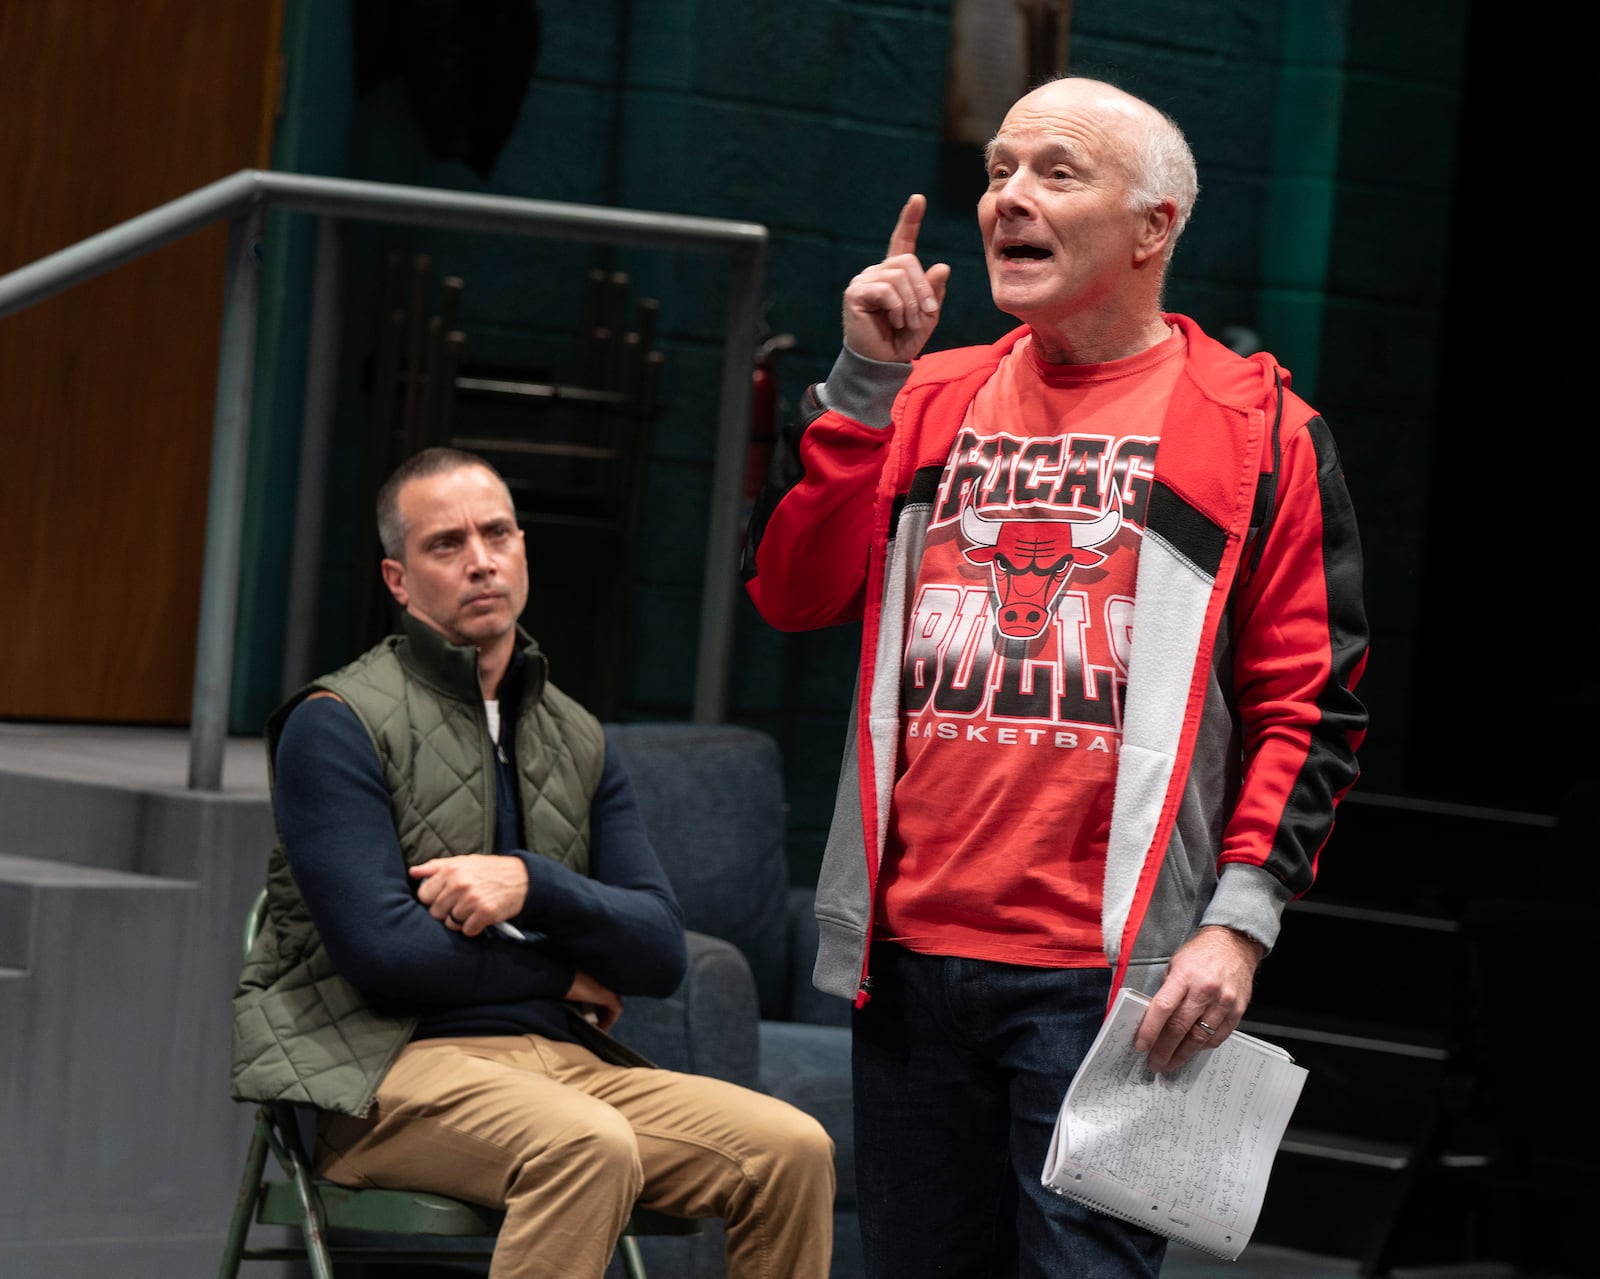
[1196,1020,1217,1036]
[450,912,465,925]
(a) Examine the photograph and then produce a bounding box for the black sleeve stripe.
[741,384,829,581]
[1265,416,1370,893]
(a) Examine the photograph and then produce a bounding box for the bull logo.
[959,500,1122,640]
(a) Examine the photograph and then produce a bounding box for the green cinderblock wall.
[232,0,1471,882]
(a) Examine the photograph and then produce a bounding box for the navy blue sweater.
[272,694,687,1044]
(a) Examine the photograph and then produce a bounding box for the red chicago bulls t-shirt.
[876,326,1186,967]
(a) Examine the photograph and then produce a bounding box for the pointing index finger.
[886,193,927,260]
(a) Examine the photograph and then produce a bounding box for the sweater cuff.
[1200,862,1294,956]
[817,344,911,430]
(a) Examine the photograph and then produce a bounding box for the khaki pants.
[316,1034,835,1279]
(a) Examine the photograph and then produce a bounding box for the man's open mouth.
[1001,244,1052,260]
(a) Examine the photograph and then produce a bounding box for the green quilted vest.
[229,614,605,1116]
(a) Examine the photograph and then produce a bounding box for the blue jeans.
[851,943,1167,1278]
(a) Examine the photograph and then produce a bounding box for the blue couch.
[605,722,860,1279]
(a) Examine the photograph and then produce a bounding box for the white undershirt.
[486,699,508,763]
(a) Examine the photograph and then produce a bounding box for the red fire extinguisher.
[743,332,795,527]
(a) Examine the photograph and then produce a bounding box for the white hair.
[1120,95,1199,260]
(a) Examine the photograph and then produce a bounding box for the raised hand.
[842,193,952,363]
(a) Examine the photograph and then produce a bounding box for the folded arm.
[273,698,685,1009]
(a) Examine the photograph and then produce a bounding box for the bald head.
[993,77,1198,262]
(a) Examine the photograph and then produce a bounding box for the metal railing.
[0,170,767,790]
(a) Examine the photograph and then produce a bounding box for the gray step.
[0,851,196,969]
[0,847,268,1262]
[0,722,270,793]
[0,769,275,883]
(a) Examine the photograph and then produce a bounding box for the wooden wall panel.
[0,0,282,722]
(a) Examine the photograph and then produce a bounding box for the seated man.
[231,446,834,1278]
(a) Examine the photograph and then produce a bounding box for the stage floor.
[0,729,1579,1279]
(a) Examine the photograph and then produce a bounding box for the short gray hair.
[375,447,513,560]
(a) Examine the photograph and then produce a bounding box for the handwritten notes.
[1040,987,1307,1260]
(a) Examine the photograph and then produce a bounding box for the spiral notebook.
[1040,986,1307,1260]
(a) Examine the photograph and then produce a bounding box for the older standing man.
[743,76,1368,1275]
[232,447,835,1278]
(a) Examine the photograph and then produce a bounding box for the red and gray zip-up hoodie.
[743,315,1369,1007]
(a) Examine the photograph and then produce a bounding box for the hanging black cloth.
[354,0,541,180]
